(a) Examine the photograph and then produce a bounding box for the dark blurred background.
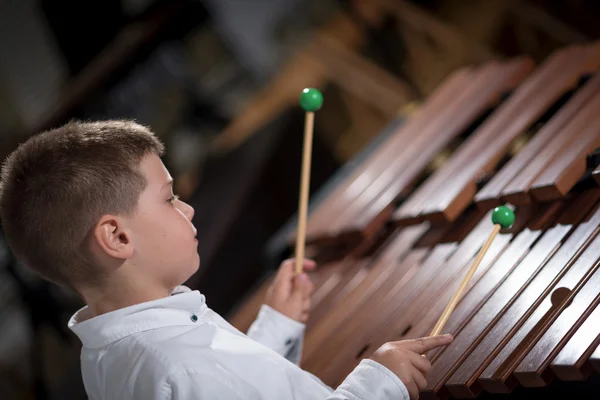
[0,0,598,398]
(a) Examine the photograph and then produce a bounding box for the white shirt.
[68,286,409,400]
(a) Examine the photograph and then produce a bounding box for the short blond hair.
[0,120,164,287]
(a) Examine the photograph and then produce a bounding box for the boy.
[0,120,452,399]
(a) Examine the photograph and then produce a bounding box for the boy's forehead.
[140,154,171,185]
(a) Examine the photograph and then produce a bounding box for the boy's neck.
[81,276,173,318]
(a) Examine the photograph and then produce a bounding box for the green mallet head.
[299,88,324,112]
[491,205,515,229]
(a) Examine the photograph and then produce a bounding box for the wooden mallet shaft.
[295,111,315,275]
[429,224,501,336]
[295,88,323,275]
[429,206,515,337]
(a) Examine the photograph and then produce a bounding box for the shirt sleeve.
[165,369,261,400]
[327,359,410,400]
[246,304,305,364]
[164,360,408,400]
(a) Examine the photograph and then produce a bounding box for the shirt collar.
[68,289,208,349]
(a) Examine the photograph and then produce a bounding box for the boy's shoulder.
[81,323,243,399]
[98,324,213,372]
[70,290,232,394]
[70,289,276,398]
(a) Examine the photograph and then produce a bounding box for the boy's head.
[0,120,199,294]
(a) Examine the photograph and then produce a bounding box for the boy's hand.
[369,335,453,399]
[264,258,316,323]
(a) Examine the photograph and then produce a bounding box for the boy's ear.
[93,215,134,260]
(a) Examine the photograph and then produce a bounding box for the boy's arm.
[327,359,410,400]
[165,336,455,400]
[245,258,314,364]
[245,309,411,399]
[246,303,305,364]
[165,359,410,400]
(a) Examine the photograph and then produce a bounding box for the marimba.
[227,41,600,399]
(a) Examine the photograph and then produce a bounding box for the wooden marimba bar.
[227,41,600,398]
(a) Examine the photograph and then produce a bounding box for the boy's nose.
[179,201,195,221]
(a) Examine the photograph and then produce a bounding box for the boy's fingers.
[412,369,427,392]
[284,258,317,271]
[406,351,431,374]
[404,379,419,400]
[302,298,310,313]
[302,259,317,271]
[292,274,308,296]
[402,335,453,353]
[272,259,296,295]
[279,259,296,274]
[304,273,314,293]
[295,273,314,296]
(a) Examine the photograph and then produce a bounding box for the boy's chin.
[178,259,201,284]
[162,258,200,287]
